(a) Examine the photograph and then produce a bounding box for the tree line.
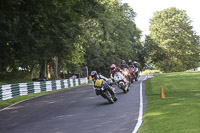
[0,0,143,79]
[0,0,199,81]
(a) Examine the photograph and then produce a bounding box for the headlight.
[123,71,128,75]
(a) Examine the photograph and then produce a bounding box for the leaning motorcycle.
[122,68,131,86]
[113,72,129,93]
[134,67,140,81]
[94,79,117,104]
[129,67,136,83]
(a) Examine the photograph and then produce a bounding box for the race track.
[0,75,148,133]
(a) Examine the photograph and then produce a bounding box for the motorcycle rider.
[133,61,139,68]
[133,61,140,80]
[127,59,136,82]
[110,64,122,78]
[128,59,134,68]
[120,60,131,81]
[110,64,128,89]
[90,71,116,96]
[120,60,129,70]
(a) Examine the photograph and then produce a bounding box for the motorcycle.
[113,72,129,93]
[129,67,136,83]
[122,68,131,86]
[134,67,140,81]
[94,79,117,104]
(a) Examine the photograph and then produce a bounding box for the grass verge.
[141,69,161,75]
[0,83,91,110]
[138,71,200,133]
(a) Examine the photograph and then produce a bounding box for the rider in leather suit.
[90,71,116,96]
[120,60,129,70]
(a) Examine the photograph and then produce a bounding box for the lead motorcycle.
[94,79,118,104]
[113,72,129,93]
[122,68,131,86]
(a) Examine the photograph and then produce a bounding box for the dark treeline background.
[0,0,143,80]
[0,1,199,82]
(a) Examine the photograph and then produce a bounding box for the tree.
[147,7,200,72]
[0,0,143,80]
[83,1,142,76]
[0,0,87,79]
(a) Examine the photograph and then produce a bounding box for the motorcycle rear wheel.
[113,94,118,101]
[122,87,127,93]
[135,72,139,81]
[135,75,138,81]
[103,91,114,104]
[106,96,114,104]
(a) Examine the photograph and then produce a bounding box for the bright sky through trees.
[122,0,200,38]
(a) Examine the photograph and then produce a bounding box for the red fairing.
[130,68,134,72]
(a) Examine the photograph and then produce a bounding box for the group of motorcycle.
[90,63,140,104]
[112,65,140,93]
[122,65,140,83]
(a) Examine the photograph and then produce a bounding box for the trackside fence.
[0,78,88,101]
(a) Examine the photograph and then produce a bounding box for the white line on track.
[132,76,147,133]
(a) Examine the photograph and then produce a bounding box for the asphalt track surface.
[0,75,147,133]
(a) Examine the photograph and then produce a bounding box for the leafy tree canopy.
[146,7,200,72]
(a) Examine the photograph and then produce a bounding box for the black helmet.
[121,60,126,65]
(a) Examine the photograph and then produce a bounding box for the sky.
[121,0,200,39]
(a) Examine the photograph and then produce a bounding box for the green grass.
[138,71,200,133]
[0,84,90,110]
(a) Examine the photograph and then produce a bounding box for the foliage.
[83,1,142,76]
[0,0,143,80]
[145,7,200,72]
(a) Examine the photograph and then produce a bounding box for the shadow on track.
[95,102,112,106]
[116,92,126,95]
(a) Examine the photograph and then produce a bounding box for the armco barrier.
[0,78,88,101]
